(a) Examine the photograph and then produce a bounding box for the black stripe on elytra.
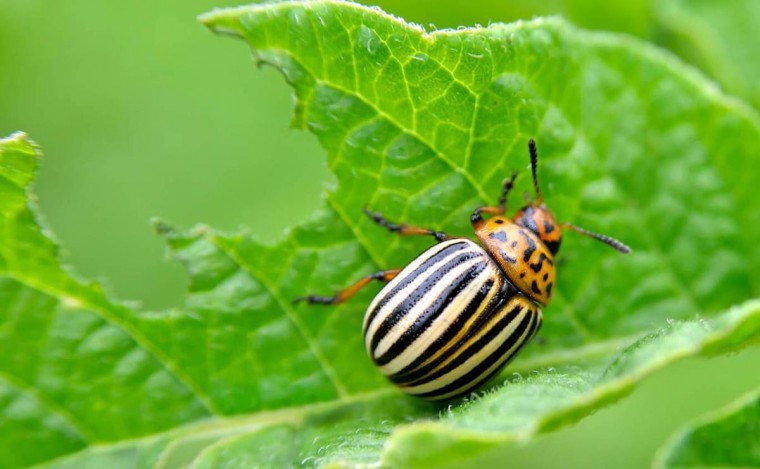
[543,219,555,233]
[363,241,470,335]
[437,310,541,400]
[405,301,525,388]
[524,308,541,343]
[528,312,543,340]
[368,250,482,352]
[416,303,536,399]
[388,277,497,382]
[374,261,487,366]
[518,229,537,262]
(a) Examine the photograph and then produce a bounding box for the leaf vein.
[2,272,220,416]
[0,371,95,444]
[205,234,350,398]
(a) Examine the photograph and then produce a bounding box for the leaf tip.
[198,8,244,38]
[1,131,40,157]
[2,130,28,143]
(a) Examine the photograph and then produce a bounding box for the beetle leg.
[363,208,451,242]
[294,269,402,305]
[497,171,519,211]
[470,172,518,229]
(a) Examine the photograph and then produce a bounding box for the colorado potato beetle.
[297,139,630,400]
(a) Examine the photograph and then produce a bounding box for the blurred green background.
[1,1,757,467]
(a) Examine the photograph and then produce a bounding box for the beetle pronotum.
[297,139,630,400]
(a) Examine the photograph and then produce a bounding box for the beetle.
[296,139,630,400]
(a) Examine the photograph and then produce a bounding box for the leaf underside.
[1,1,760,467]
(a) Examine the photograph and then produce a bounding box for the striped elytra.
[296,139,629,400]
[363,239,543,400]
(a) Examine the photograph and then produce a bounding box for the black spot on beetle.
[519,272,526,278]
[499,249,517,264]
[495,219,504,224]
[531,280,542,295]
[545,239,561,255]
[543,272,549,281]
[529,253,548,272]
[518,229,537,262]
[546,282,553,296]
[489,231,508,242]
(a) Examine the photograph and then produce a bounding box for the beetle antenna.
[560,223,631,254]
[528,139,543,204]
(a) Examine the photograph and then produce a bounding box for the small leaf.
[654,385,760,469]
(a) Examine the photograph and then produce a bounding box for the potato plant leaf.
[2,0,760,467]
[654,385,760,469]
[0,134,210,468]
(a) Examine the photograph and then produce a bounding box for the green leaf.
[382,300,760,468]
[0,133,212,468]
[2,0,760,466]
[654,385,760,469]
[377,1,760,109]
[35,301,760,468]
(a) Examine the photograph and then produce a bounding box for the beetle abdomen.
[362,239,540,400]
[398,295,542,400]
